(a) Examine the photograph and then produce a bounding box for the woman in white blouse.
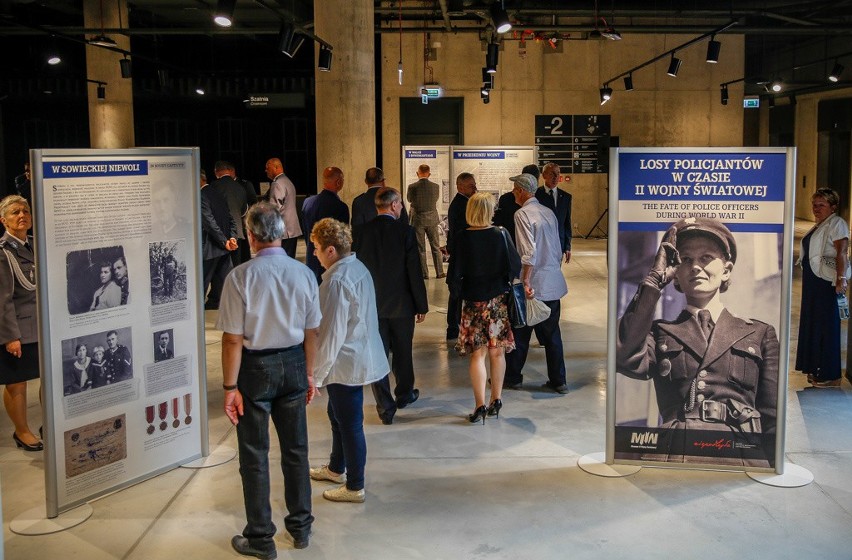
[796,188,850,387]
[308,218,389,503]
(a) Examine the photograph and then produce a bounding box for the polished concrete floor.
[2,226,852,560]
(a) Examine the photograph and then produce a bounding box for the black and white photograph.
[149,239,188,304]
[153,329,174,362]
[65,246,130,315]
[61,326,134,395]
[64,414,127,479]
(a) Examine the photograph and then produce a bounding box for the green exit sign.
[743,98,759,108]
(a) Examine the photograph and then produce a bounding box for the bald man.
[265,158,302,258]
[302,167,350,283]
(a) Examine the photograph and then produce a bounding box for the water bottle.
[838,293,849,320]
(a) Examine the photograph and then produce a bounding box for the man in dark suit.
[616,218,779,466]
[535,162,573,263]
[494,163,539,244]
[444,172,477,340]
[353,187,428,424]
[211,160,256,268]
[154,331,174,362]
[201,170,238,309]
[302,166,350,283]
[351,167,409,242]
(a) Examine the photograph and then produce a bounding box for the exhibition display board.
[401,145,535,242]
[606,147,796,473]
[31,148,207,516]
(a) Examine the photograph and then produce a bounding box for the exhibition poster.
[607,148,795,472]
[32,148,207,515]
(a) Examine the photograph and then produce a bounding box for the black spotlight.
[481,89,490,104]
[599,85,612,105]
[486,42,499,74]
[214,0,236,27]
[482,68,494,89]
[720,85,729,105]
[623,74,634,91]
[318,45,333,72]
[829,61,844,83]
[278,22,305,58]
[706,38,721,63]
[119,57,132,78]
[490,3,512,34]
[667,54,682,77]
[97,84,106,100]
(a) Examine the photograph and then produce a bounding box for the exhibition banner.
[607,148,795,472]
[32,148,207,515]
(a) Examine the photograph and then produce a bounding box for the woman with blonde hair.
[0,195,42,450]
[449,192,521,423]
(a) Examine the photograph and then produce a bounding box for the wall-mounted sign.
[535,114,611,173]
[244,93,306,109]
[744,97,760,109]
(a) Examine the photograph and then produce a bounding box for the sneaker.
[310,465,346,484]
[323,484,365,503]
[542,381,569,394]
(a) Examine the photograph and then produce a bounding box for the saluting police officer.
[616,217,779,467]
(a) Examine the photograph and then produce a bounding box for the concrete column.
[84,0,134,148]
[314,0,375,206]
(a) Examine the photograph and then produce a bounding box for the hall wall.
[380,32,745,236]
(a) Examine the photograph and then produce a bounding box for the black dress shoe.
[379,412,395,425]
[231,535,277,560]
[396,388,420,409]
[542,381,569,394]
[12,432,43,452]
[293,536,309,549]
[503,381,523,390]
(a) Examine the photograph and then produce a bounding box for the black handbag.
[498,227,526,328]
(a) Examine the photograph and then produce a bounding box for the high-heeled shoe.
[12,432,43,452]
[468,405,487,425]
[487,399,502,418]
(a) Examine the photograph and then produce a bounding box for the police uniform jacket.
[0,232,37,345]
[616,283,779,436]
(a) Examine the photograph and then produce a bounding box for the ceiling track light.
[195,81,206,95]
[481,89,490,104]
[214,0,237,27]
[829,61,844,83]
[771,78,782,92]
[486,42,499,74]
[47,54,61,65]
[490,3,512,34]
[88,34,117,48]
[706,37,721,63]
[119,57,132,78]
[623,74,633,91]
[278,22,305,58]
[318,45,333,72]
[667,54,682,77]
[720,85,729,105]
[482,67,494,89]
[599,85,612,105]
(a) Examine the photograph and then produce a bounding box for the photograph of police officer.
[149,240,187,305]
[615,217,780,467]
[61,326,134,394]
[65,246,129,315]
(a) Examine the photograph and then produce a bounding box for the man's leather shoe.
[231,535,277,560]
[503,381,523,390]
[292,536,309,549]
[542,381,569,394]
[379,412,394,425]
[396,388,419,409]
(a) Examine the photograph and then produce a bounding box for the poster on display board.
[31,148,208,516]
[606,147,795,473]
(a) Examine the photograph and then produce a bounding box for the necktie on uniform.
[698,309,714,340]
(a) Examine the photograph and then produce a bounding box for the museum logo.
[629,431,659,449]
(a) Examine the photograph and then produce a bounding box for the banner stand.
[746,463,813,488]
[181,444,236,469]
[577,452,641,478]
[9,503,93,536]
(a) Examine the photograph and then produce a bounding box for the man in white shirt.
[218,202,319,556]
[504,173,569,393]
[265,158,302,258]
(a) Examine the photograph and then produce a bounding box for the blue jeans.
[326,383,367,491]
[236,346,313,553]
[505,299,566,386]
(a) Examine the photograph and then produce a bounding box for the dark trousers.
[447,292,461,338]
[370,316,416,418]
[281,237,298,258]
[236,347,313,552]
[326,383,367,491]
[202,254,233,307]
[505,299,566,386]
[414,223,443,277]
[231,237,251,268]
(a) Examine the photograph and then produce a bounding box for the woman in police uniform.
[616,217,779,467]
[0,195,42,451]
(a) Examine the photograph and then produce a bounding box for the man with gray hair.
[212,160,257,268]
[265,158,302,258]
[503,173,569,394]
[218,202,320,556]
[407,164,444,279]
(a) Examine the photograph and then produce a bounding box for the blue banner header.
[43,160,149,178]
